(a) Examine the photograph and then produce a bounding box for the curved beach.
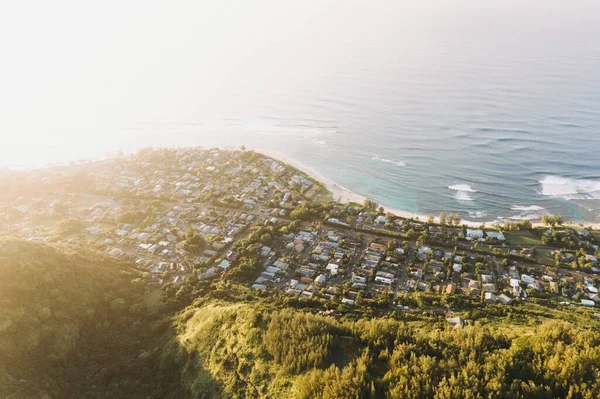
[255,148,600,230]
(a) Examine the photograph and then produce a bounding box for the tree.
[364,198,379,212]
[183,229,205,254]
[439,212,447,226]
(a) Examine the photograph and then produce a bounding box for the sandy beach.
[254,148,488,227]
[254,148,600,230]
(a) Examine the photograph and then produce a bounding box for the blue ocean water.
[2,1,600,223]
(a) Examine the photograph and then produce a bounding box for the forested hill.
[0,238,181,399]
[166,298,600,399]
[2,239,600,398]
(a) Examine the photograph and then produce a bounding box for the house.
[581,299,596,307]
[314,274,327,285]
[588,293,600,302]
[484,292,497,303]
[521,274,535,284]
[486,231,505,241]
[374,216,389,225]
[418,246,432,256]
[498,294,513,305]
[374,276,393,285]
[326,263,339,276]
[351,275,367,284]
[265,266,281,274]
[465,229,484,241]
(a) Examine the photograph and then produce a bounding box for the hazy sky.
[1,0,599,165]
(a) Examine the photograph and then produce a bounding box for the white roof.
[466,229,484,238]
[326,263,339,275]
[486,231,505,240]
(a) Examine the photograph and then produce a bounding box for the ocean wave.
[508,213,541,221]
[455,191,474,201]
[448,184,477,192]
[372,155,406,167]
[540,176,600,200]
[468,211,487,219]
[511,205,545,211]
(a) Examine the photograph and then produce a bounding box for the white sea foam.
[448,184,477,192]
[455,191,474,201]
[509,213,541,221]
[449,183,476,201]
[511,205,545,211]
[468,211,487,219]
[540,176,600,200]
[372,155,406,167]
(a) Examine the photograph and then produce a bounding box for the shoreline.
[254,148,488,227]
[254,147,600,230]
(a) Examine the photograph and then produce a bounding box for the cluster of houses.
[4,147,600,315]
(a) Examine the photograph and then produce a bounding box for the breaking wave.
[540,176,600,200]
[468,211,487,219]
[449,184,476,201]
[449,184,477,192]
[511,205,545,211]
[372,155,406,167]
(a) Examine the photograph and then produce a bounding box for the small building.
[484,292,497,303]
[218,260,231,269]
[485,231,505,241]
[581,299,596,307]
[326,263,339,276]
[374,276,393,285]
[466,229,484,241]
[314,274,327,285]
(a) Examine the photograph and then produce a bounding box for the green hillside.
[0,239,180,399]
[166,300,600,399]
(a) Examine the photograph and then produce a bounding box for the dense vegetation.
[0,239,184,399]
[169,300,600,399]
[2,238,600,398]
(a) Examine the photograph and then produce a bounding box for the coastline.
[254,148,488,227]
[254,148,600,230]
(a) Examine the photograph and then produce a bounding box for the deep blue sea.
[2,1,600,223]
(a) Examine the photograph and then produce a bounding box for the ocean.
[2,1,600,223]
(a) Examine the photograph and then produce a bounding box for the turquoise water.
[2,1,600,223]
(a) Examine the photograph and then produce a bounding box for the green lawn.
[505,231,543,245]
[536,248,556,266]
